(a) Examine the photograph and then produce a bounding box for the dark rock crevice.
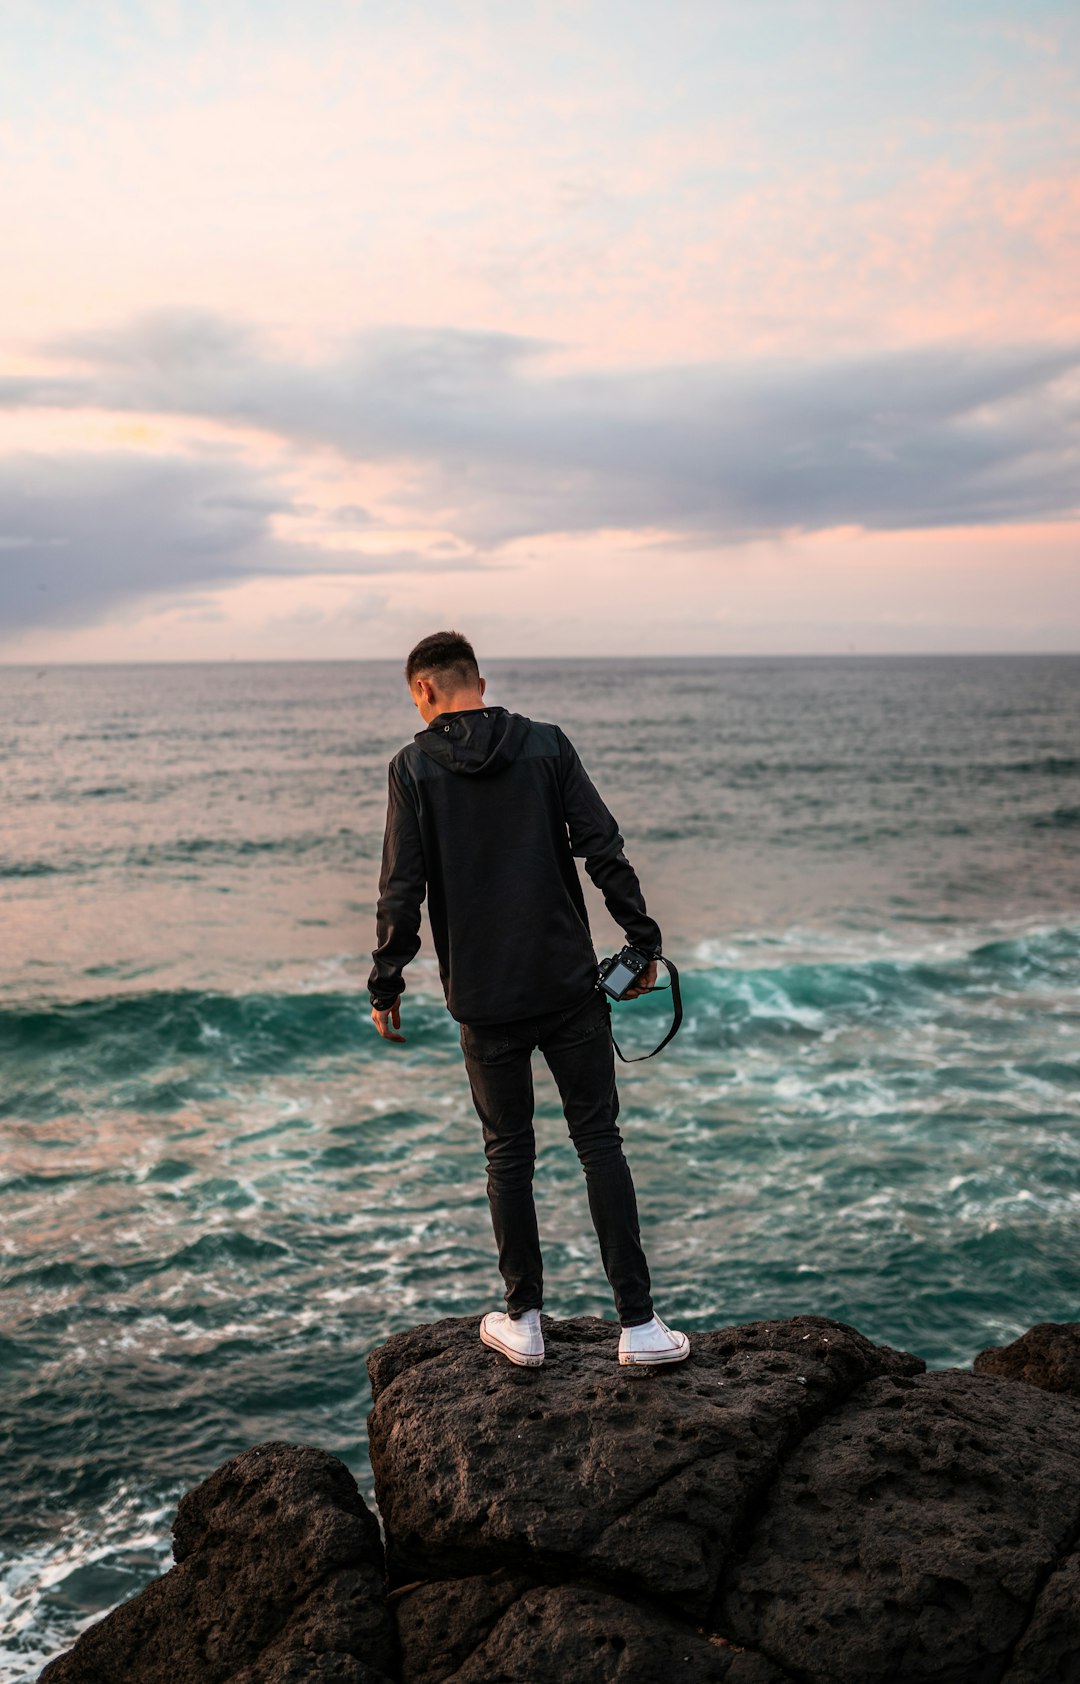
[978,1320,1080,1684]
[996,1514,1080,1683]
[393,1557,800,1678]
[393,1568,798,1683]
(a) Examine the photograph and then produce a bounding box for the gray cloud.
[0,452,483,637]
[2,312,1078,638]
[4,310,1078,548]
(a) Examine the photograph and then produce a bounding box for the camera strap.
[610,956,683,1062]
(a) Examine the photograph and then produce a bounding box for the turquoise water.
[2,654,1079,1675]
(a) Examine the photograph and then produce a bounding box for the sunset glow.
[2,0,1077,659]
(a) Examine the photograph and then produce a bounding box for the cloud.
[0,451,484,637]
[4,309,1078,549]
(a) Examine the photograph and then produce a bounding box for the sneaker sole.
[479,1321,545,1367]
[618,1336,691,1366]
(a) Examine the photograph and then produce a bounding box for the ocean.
[2,653,1079,1675]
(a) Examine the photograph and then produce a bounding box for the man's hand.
[623,958,658,1000]
[371,998,406,1042]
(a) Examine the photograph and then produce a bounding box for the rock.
[719,1370,1080,1683]
[39,1442,397,1684]
[38,1315,1080,1684]
[1000,1548,1080,1682]
[974,1320,1080,1397]
[389,1570,534,1684]
[368,1314,1080,1684]
[393,1572,794,1683]
[366,1313,922,1617]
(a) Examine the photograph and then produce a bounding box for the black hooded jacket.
[368,705,662,1024]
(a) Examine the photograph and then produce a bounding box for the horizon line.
[2,649,1080,669]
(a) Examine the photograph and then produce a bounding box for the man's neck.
[434,692,487,715]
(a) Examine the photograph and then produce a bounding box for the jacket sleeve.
[555,727,662,955]
[368,756,427,1008]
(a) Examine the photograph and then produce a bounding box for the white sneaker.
[479,1309,545,1367]
[618,1313,690,1366]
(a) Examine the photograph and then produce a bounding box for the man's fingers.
[624,960,658,999]
[391,1001,401,1029]
[371,1005,406,1043]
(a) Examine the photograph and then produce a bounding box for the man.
[368,630,689,1369]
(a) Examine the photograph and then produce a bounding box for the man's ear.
[479,675,487,698]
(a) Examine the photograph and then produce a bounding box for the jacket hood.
[413,705,530,777]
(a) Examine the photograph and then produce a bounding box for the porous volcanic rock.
[37,1314,1080,1684]
[974,1320,1080,1397]
[39,1442,397,1684]
[368,1314,1080,1684]
[718,1369,1080,1683]
[1000,1548,1080,1682]
[393,1571,793,1683]
[366,1313,921,1617]
[389,1562,791,1684]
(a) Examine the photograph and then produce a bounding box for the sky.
[1,0,1078,661]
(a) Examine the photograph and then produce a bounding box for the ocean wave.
[1,923,1076,1079]
[0,988,436,1073]
[1028,805,1080,831]
[1006,754,1080,776]
[0,828,382,880]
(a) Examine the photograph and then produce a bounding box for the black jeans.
[458,986,654,1328]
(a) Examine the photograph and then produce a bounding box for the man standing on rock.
[368,630,689,1370]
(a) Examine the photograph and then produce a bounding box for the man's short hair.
[405,630,480,692]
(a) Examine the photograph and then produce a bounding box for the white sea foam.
[692,913,1073,975]
[0,1486,178,1683]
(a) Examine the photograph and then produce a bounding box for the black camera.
[597,946,654,1000]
